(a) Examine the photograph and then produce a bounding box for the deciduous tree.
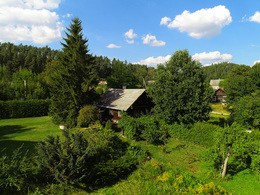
[149,49,213,124]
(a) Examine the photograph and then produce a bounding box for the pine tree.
[49,17,97,127]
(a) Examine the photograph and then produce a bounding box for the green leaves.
[149,49,212,124]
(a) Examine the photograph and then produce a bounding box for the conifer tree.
[49,17,97,127]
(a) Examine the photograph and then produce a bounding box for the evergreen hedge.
[0,99,50,119]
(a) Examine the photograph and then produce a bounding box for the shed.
[97,88,153,124]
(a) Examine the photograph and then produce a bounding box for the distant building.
[97,88,153,124]
[210,79,226,104]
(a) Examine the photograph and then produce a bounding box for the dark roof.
[97,88,146,111]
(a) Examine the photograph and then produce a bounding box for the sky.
[1,0,260,67]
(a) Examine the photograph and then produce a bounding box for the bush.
[0,146,34,193]
[36,125,142,187]
[77,105,100,127]
[0,99,50,119]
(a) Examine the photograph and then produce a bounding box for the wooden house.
[210,79,226,104]
[212,88,226,104]
[97,88,153,124]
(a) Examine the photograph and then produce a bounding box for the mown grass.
[0,116,75,156]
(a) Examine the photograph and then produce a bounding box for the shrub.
[36,126,142,187]
[0,146,34,193]
[0,99,50,119]
[77,105,100,127]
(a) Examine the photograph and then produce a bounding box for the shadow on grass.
[0,125,37,157]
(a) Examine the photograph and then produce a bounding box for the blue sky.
[1,0,260,67]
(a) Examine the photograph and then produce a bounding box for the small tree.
[49,17,98,127]
[149,49,213,124]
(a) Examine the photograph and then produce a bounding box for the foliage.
[202,62,239,81]
[0,145,34,193]
[232,93,260,129]
[100,158,230,194]
[11,68,48,100]
[168,122,219,148]
[222,65,254,105]
[36,125,142,187]
[0,42,58,74]
[0,65,13,100]
[77,105,100,127]
[107,59,138,88]
[203,123,260,177]
[119,114,165,143]
[0,99,50,119]
[48,17,98,127]
[149,49,213,124]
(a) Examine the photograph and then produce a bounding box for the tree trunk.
[221,144,232,178]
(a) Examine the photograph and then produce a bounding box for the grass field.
[0,116,66,156]
[0,116,259,194]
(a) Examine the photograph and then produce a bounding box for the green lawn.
[0,116,65,156]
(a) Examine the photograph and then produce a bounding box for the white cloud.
[0,0,62,44]
[107,44,121,48]
[160,16,171,25]
[192,51,233,64]
[126,40,134,44]
[253,60,260,65]
[167,5,232,39]
[124,29,137,44]
[250,11,260,23]
[0,0,61,9]
[142,34,166,47]
[133,55,171,66]
[125,29,137,39]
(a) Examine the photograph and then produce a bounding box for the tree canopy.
[149,49,213,124]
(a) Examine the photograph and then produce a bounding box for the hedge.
[0,99,50,119]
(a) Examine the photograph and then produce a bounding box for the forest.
[0,17,260,195]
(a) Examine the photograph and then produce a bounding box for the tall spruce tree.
[149,49,213,124]
[49,17,97,127]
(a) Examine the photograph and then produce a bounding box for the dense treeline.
[202,62,241,81]
[0,42,59,74]
[0,43,156,102]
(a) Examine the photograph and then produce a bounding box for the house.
[97,88,154,124]
[210,79,226,104]
[212,88,226,104]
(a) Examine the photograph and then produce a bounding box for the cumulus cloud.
[249,11,260,23]
[125,29,137,39]
[107,44,121,48]
[253,60,260,65]
[192,51,233,64]
[160,16,171,25]
[124,29,137,44]
[0,0,61,9]
[0,0,63,44]
[133,55,171,66]
[167,5,232,39]
[142,34,166,47]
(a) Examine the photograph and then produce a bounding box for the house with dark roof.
[97,88,154,124]
[210,79,226,104]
